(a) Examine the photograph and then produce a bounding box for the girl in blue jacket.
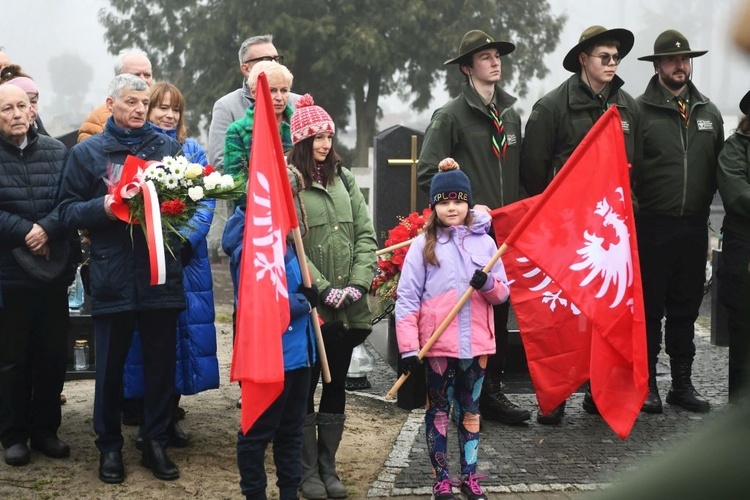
[222,165,318,500]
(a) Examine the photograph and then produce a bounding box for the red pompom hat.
[290,94,335,145]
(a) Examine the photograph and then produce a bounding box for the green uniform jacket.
[717,130,750,238]
[417,82,523,209]
[520,73,638,196]
[634,76,724,217]
[223,103,294,182]
[298,166,377,331]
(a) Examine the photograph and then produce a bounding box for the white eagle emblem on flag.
[251,170,289,300]
[569,188,633,309]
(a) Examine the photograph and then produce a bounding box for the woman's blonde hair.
[247,60,293,92]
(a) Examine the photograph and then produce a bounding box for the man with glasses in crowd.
[207,34,299,169]
[519,25,639,425]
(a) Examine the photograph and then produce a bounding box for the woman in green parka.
[287,94,376,500]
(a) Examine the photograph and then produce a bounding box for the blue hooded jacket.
[222,206,317,370]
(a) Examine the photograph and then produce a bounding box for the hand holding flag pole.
[291,227,331,384]
[385,243,508,399]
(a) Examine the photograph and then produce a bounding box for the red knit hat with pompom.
[290,94,335,145]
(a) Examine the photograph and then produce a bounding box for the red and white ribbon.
[141,179,166,285]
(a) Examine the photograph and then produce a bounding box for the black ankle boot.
[642,365,663,414]
[141,440,179,480]
[168,420,190,448]
[666,358,710,413]
[582,388,599,415]
[479,374,530,425]
[536,400,566,425]
[99,451,124,483]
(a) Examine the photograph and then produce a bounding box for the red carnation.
[161,198,186,216]
[203,164,216,175]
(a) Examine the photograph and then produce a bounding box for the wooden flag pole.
[376,238,415,256]
[292,226,331,384]
[385,243,508,399]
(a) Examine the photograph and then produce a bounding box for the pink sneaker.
[460,473,488,500]
[432,477,456,500]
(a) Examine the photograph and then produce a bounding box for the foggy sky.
[3,0,748,138]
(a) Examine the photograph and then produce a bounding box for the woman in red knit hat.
[287,94,377,500]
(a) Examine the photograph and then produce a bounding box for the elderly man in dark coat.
[58,74,184,484]
[0,83,79,467]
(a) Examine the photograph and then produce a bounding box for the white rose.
[203,171,222,190]
[185,163,203,179]
[188,186,205,201]
[220,174,235,189]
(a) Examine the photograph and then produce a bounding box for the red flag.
[494,107,648,439]
[231,73,299,434]
[491,196,593,416]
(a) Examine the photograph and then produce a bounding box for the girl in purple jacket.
[396,158,510,500]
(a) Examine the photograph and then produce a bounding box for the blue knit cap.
[429,158,473,208]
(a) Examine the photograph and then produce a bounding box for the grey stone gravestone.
[372,125,428,409]
[372,125,429,247]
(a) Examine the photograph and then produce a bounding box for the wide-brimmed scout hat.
[444,29,515,66]
[638,29,708,61]
[740,89,750,116]
[563,25,635,72]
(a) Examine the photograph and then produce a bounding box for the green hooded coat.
[297,166,377,331]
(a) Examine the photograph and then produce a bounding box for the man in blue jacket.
[58,74,184,484]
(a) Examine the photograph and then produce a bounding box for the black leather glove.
[180,241,193,267]
[320,320,346,341]
[298,284,319,309]
[399,355,422,377]
[469,269,489,290]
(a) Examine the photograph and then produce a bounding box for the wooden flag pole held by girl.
[385,243,508,399]
[375,238,415,257]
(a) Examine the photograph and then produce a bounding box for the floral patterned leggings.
[424,355,486,480]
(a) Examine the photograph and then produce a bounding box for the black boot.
[141,440,180,480]
[168,420,190,448]
[641,365,663,414]
[581,389,599,415]
[98,451,124,483]
[666,358,710,413]
[479,373,530,425]
[168,395,190,448]
[536,400,566,425]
